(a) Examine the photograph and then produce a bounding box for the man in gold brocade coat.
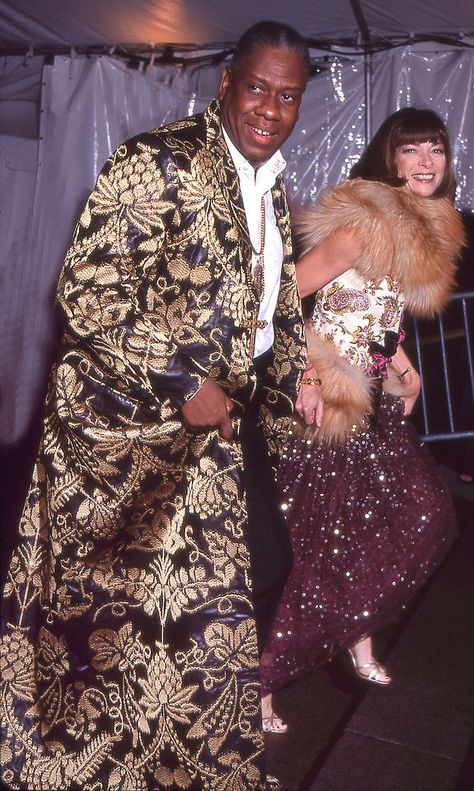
[0,21,309,791]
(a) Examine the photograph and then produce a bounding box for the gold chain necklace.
[251,196,266,300]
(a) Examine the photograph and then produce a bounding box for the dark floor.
[265,470,474,791]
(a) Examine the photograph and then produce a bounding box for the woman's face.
[394,140,447,197]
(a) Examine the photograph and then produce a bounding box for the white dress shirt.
[222,128,286,358]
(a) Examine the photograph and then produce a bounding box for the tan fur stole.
[303,329,372,445]
[296,179,465,317]
[296,179,466,445]
[302,328,412,446]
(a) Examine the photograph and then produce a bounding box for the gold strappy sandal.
[348,649,392,686]
[262,711,288,733]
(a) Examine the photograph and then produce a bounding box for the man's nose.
[257,93,280,119]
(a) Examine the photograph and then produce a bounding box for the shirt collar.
[222,127,286,189]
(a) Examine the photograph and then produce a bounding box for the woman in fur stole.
[260,108,466,732]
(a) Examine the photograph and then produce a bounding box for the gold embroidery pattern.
[1,100,304,789]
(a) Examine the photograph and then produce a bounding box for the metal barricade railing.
[410,290,474,442]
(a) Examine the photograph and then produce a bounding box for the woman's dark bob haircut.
[231,20,311,81]
[351,107,455,199]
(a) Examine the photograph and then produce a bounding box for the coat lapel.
[272,173,293,261]
[204,100,251,250]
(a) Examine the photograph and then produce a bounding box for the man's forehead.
[235,47,307,87]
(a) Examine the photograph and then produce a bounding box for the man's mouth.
[249,125,274,139]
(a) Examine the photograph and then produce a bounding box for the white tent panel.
[1,0,473,49]
[360,0,474,37]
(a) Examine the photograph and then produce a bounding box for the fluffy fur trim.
[300,326,374,445]
[296,179,465,317]
[301,326,420,445]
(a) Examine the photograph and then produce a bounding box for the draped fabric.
[0,99,305,791]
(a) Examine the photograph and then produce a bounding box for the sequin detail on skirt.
[261,390,457,694]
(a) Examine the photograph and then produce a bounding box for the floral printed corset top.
[310,268,405,373]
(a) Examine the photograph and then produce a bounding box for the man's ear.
[218,66,232,100]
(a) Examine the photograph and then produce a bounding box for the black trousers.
[240,352,293,655]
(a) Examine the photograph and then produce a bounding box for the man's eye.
[282,93,296,103]
[249,84,262,93]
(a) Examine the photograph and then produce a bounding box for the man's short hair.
[231,21,310,79]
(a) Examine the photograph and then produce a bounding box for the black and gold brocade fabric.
[0,100,305,790]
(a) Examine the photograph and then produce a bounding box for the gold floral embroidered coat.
[0,100,305,791]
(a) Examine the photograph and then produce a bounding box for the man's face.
[218,45,307,170]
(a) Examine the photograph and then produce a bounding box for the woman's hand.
[296,365,324,426]
[390,345,421,416]
[398,367,421,415]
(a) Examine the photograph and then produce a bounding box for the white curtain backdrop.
[0,56,188,442]
[0,43,473,443]
[283,55,366,202]
[286,43,474,206]
[370,44,474,206]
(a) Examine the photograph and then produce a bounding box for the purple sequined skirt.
[261,390,457,694]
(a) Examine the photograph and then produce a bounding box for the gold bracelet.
[303,377,322,386]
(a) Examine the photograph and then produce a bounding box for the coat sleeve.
[56,135,212,418]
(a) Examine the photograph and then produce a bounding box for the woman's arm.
[294,229,362,426]
[390,345,421,416]
[296,229,362,298]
